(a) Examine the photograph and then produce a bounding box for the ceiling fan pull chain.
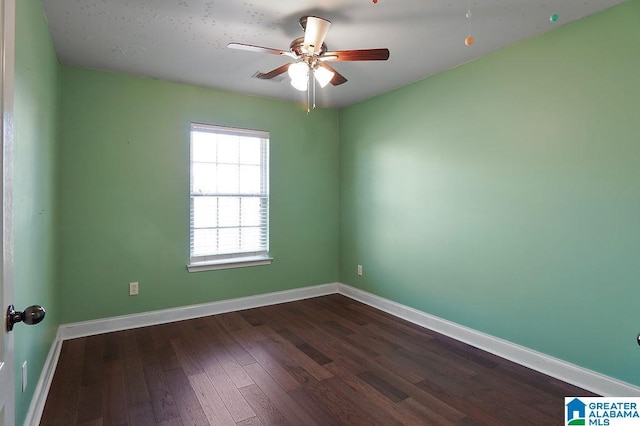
[306,65,314,114]
[312,71,317,110]
[307,73,311,114]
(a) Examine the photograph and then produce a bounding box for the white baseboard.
[27,280,640,425]
[337,283,640,397]
[59,282,339,340]
[23,328,64,426]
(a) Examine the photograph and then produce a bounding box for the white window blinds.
[189,123,269,266]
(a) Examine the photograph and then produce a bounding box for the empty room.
[3,0,640,424]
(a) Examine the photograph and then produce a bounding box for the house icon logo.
[566,398,586,425]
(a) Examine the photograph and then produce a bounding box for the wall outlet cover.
[129,282,139,296]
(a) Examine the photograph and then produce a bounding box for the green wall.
[57,67,340,323]
[13,1,640,422]
[339,0,640,386]
[14,0,60,424]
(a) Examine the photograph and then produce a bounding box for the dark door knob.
[6,305,46,331]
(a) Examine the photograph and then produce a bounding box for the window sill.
[187,256,273,272]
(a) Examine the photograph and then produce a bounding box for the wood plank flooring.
[40,294,597,425]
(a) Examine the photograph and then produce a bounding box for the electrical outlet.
[22,361,27,392]
[129,282,139,296]
[357,265,363,276]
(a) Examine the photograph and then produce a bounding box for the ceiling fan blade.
[318,63,347,86]
[254,63,291,80]
[228,42,296,58]
[321,48,390,62]
[303,16,331,54]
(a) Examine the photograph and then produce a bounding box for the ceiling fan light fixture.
[288,62,308,80]
[290,76,308,91]
[314,66,335,88]
[288,62,309,91]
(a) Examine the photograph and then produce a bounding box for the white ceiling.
[42,0,626,108]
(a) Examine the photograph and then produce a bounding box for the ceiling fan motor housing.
[290,37,327,59]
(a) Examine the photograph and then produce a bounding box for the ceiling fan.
[228,16,390,104]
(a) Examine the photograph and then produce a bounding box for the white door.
[0,0,15,424]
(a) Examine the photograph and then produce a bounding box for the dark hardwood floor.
[40,294,596,425]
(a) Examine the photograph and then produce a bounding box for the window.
[188,123,271,272]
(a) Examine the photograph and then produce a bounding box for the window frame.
[187,122,272,272]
